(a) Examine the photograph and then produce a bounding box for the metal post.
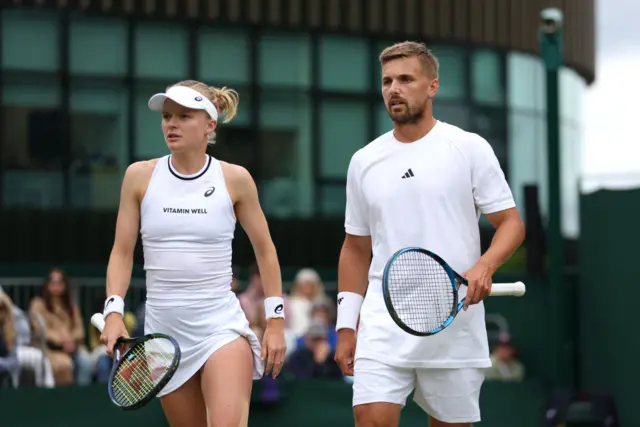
[539,7,566,388]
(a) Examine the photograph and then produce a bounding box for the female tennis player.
[100,80,286,427]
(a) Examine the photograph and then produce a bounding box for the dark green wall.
[579,189,640,427]
[0,380,546,427]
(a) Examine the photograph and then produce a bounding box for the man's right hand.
[100,314,129,357]
[334,329,357,376]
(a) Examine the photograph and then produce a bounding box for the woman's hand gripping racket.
[382,248,526,337]
[91,313,181,411]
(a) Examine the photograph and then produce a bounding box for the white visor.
[148,86,218,121]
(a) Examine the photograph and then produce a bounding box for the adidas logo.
[401,168,415,179]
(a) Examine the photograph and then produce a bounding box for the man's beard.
[387,102,427,125]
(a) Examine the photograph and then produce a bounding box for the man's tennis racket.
[91,313,181,411]
[382,248,526,337]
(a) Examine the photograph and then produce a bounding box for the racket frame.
[92,313,181,411]
[382,247,461,337]
[382,247,526,337]
[108,333,181,411]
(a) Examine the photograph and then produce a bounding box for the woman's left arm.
[227,163,286,377]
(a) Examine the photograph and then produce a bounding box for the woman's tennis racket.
[91,313,181,411]
[382,248,526,337]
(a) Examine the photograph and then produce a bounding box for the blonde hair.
[171,80,240,145]
[291,268,325,299]
[379,41,439,79]
[0,292,16,353]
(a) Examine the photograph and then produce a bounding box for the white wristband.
[103,295,125,319]
[264,297,285,319]
[336,292,364,332]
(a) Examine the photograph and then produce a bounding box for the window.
[472,50,504,106]
[431,46,466,100]
[320,36,369,92]
[198,28,250,84]
[560,122,581,238]
[320,100,369,179]
[258,91,313,217]
[377,102,393,136]
[259,32,311,88]
[507,53,546,112]
[507,112,548,219]
[320,184,346,217]
[1,73,63,208]
[69,79,128,209]
[560,68,586,125]
[69,15,127,76]
[135,23,188,79]
[1,9,60,71]
[134,81,174,160]
[433,103,470,129]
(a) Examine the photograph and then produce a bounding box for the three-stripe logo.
[401,168,415,179]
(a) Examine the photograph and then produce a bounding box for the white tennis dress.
[140,154,264,397]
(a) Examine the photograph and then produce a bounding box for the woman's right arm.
[102,162,149,352]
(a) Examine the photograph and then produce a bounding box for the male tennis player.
[100,80,286,427]
[334,42,526,427]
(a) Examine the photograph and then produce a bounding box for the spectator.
[6,291,55,388]
[285,320,342,380]
[28,268,95,386]
[0,292,19,386]
[288,268,328,337]
[484,332,525,382]
[295,299,337,352]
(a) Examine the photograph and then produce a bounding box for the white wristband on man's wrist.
[336,292,364,332]
[103,295,125,319]
[264,296,285,319]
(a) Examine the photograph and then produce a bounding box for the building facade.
[0,0,595,274]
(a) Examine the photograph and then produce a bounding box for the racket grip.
[490,282,526,297]
[91,313,106,333]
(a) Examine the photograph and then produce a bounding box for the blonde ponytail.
[210,86,239,123]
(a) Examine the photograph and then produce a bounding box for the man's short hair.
[379,41,439,78]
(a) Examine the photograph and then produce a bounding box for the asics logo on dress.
[204,187,215,197]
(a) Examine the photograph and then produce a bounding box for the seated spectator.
[0,292,19,386]
[288,268,327,338]
[29,268,95,386]
[484,332,525,382]
[295,299,337,352]
[285,320,342,380]
[4,291,55,388]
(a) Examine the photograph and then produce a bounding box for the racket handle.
[490,282,526,297]
[91,313,106,333]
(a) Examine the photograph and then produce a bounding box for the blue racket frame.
[382,247,468,337]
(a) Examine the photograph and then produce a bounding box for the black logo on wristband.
[275,304,283,314]
[338,297,343,305]
[105,297,114,307]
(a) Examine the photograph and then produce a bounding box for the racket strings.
[387,251,455,333]
[112,338,176,406]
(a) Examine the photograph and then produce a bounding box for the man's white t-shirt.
[345,121,516,369]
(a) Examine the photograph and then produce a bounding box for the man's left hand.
[461,261,495,311]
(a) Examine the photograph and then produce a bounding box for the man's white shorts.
[352,358,485,424]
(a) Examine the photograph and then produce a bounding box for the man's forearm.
[479,217,526,273]
[338,246,370,296]
[336,241,371,332]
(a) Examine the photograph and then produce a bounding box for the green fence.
[0,379,546,427]
[579,188,640,427]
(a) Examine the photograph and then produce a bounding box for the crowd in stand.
[0,265,524,389]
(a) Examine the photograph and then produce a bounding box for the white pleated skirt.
[144,291,264,398]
